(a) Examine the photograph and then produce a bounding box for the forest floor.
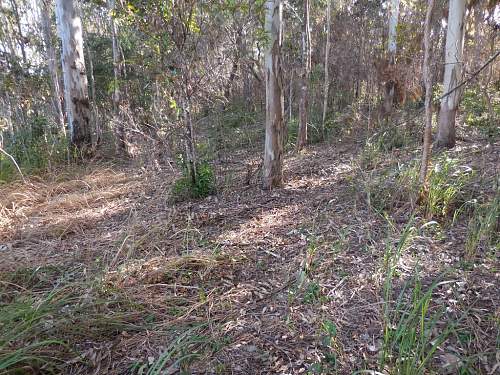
[0,134,499,374]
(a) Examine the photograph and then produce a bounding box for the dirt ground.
[0,138,498,374]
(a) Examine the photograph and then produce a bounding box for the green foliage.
[462,87,500,139]
[309,320,338,374]
[465,193,499,260]
[0,266,158,374]
[361,161,419,213]
[380,223,455,375]
[172,162,216,201]
[425,156,474,219]
[0,117,68,183]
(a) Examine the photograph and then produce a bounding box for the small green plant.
[303,281,321,304]
[172,161,216,201]
[309,320,339,374]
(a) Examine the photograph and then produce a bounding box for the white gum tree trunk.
[321,0,331,137]
[296,0,311,151]
[108,0,126,153]
[382,0,400,116]
[262,0,284,189]
[419,0,435,184]
[40,0,65,134]
[436,0,466,148]
[55,0,92,151]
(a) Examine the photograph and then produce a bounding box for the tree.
[381,0,400,118]
[436,0,466,148]
[55,0,92,152]
[40,0,65,133]
[419,0,435,184]
[296,0,311,151]
[263,0,284,189]
[108,0,126,153]
[321,0,331,138]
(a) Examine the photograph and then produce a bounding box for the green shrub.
[0,117,68,183]
[425,156,474,219]
[172,162,216,201]
[462,87,500,139]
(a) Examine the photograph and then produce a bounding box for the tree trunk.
[436,0,466,148]
[296,0,311,152]
[321,0,331,138]
[262,0,284,189]
[182,96,197,184]
[382,0,400,117]
[55,0,92,152]
[40,0,65,134]
[419,0,435,184]
[108,0,126,153]
[9,0,27,66]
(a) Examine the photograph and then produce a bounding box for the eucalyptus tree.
[40,0,65,133]
[321,0,331,138]
[382,0,400,117]
[296,0,311,151]
[262,0,284,189]
[55,0,92,152]
[420,0,435,184]
[436,0,466,148]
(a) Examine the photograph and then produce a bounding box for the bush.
[172,162,216,201]
[0,118,68,183]
[462,87,500,139]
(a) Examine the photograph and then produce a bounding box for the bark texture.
[262,0,284,189]
[55,0,92,151]
[321,0,331,137]
[108,0,126,153]
[436,0,466,148]
[296,0,311,151]
[419,0,435,184]
[41,0,65,133]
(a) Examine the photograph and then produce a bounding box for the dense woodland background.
[0,0,499,374]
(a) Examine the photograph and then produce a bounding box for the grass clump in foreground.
[377,223,454,374]
[0,265,157,374]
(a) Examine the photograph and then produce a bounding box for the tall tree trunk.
[436,0,466,148]
[419,0,435,184]
[262,0,284,189]
[40,0,66,134]
[382,0,400,117]
[9,0,27,66]
[108,0,126,153]
[55,0,92,152]
[296,0,311,151]
[321,0,331,137]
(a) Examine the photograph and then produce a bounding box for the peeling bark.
[55,0,92,152]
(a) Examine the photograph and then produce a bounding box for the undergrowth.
[379,222,455,375]
[172,161,216,201]
[0,266,156,373]
[0,118,68,183]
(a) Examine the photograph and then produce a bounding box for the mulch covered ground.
[1,137,498,374]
